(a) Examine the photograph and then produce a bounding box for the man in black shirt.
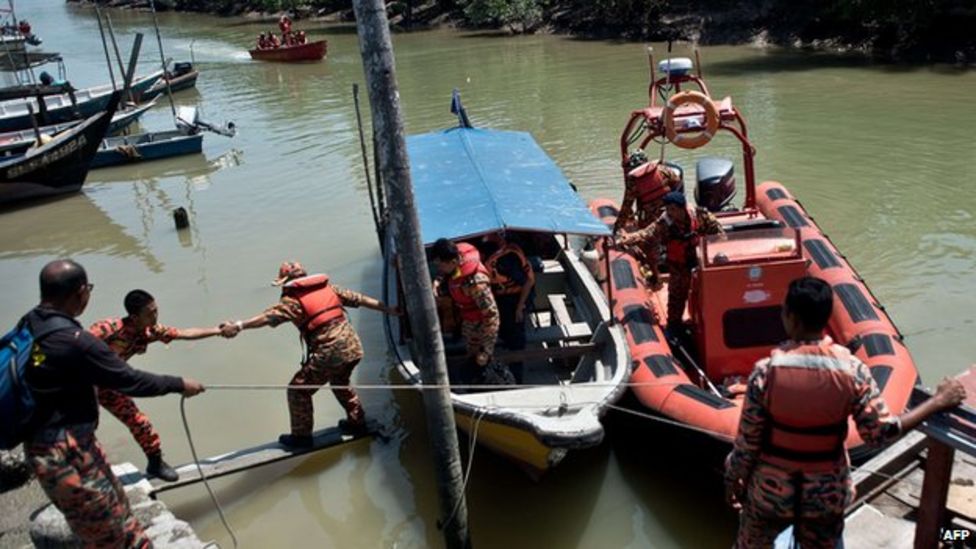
[22,259,204,548]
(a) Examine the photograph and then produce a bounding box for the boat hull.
[248,41,326,62]
[384,238,629,476]
[139,70,199,102]
[589,196,919,458]
[0,101,154,157]
[0,93,120,206]
[91,131,203,169]
[0,72,161,132]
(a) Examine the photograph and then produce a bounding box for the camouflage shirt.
[88,318,180,361]
[634,207,724,244]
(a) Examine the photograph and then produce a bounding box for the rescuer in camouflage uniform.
[23,260,204,548]
[618,191,723,331]
[725,277,966,548]
[89,289,237,481]
[229,262,400,448]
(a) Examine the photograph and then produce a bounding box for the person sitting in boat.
[282,30,294,47]
[617,191,722,333]
[482,233,535,384]
[268,32,281,48]
[614,150,683,284]
[431,238,513,386]
[279,15,293,35]
[724,276,967,549]
[257,32,268,49]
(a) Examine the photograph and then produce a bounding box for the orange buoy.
[664,91,720,150]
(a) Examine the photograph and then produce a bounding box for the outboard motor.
[695,156,736,212]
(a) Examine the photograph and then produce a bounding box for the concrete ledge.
[29,463,205,549]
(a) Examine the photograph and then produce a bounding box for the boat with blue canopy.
[383,93,630,476]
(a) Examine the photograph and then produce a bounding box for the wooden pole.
[350,2,471,548]
[121,34,145,104]
[92,4,117,91]
[147,0,177,119]
[104,14,134,104]
[914,439,955,549]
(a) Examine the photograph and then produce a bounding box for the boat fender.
[664,91,719,150]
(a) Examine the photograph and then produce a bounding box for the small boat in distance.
[139,61,199,102]
[249,40,326,62]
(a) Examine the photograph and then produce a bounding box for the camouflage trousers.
[26,426,151,549]
[98,388,161,458]
[288,341,364,437]
[735,463,850,549]
[461,318,499,361]
[667,262,692,328]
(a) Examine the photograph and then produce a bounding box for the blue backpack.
[0,316,75,450]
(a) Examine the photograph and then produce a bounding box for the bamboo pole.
[104,14,134,104]
[147,0,177,119]
[351,2,471,547]
[92,5,117,91]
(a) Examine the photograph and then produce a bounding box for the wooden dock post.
[914,439,956,548]
[351,2,472,548]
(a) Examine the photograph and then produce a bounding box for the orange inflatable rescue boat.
[588,56,919,457]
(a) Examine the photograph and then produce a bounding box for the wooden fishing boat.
[588,57,919,459]
[0,70,161,132]
[248,40,326,62]
[0,100,155,157]
[0,91,119,206]
[139,62,198,101]
[90,129,203,169]
[382,97,629,476]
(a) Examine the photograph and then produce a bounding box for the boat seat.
[526,322,591,344]
[495,342,598,364]
[547,294,574,327]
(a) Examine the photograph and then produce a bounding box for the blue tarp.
[407,127,611,245]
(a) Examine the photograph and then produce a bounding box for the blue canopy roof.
[407,127,611,245]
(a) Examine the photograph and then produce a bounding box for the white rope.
[440,407,486,531]
[199,380,688,391]
[180,396,239,548]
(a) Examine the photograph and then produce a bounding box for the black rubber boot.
[338,419,369,435]
[146,454,178,482]
[278,434,314,448]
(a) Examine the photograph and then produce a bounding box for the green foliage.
[461,0,544,33]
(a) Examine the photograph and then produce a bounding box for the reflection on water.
[4,1,976,548]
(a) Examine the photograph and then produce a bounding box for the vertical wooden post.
[104,14,134,104]
[92,4,118,91]
[351,2,472,548]
[121,34,144,104]
[914,439,955,549]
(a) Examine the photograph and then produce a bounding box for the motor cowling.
[695,156,736,212]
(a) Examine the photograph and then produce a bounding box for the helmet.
[272,261,307,286]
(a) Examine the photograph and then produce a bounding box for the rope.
[198,380,687,392]
[439,408,486,531]
[180,396,239,548]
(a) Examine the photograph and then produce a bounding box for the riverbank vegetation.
[73,0,976,62]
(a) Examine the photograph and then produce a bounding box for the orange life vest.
[628,162,672,208]
[281,274,345,334]
[760,338,855,472]
[486,243,530,296]
[448,243,490,322]
[665,207,700,264]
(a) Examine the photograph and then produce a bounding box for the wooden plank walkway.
[845,366,976,547]
[149,422,378,496]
